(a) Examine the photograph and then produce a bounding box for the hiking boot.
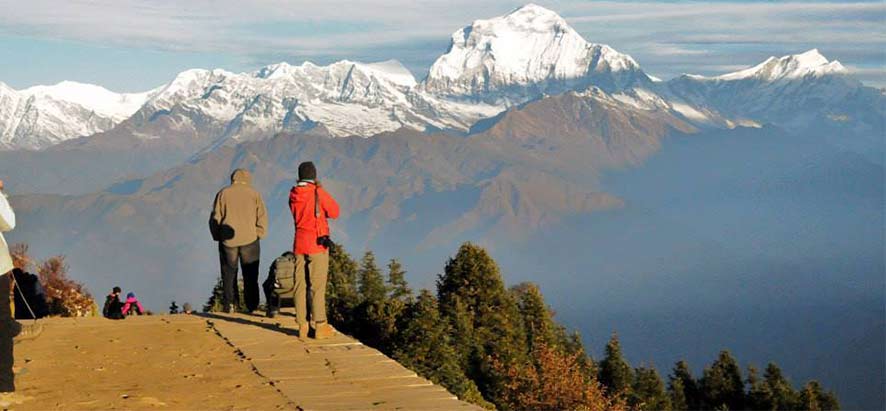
[296,322,309,339]
[0,392,29,408]
[313,323,335,339]
[266,309,278,319]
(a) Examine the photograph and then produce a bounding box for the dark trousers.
[219,240,261,311]
[1,273,15,392]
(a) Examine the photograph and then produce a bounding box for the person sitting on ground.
[289,161,340,339]
[102,287,124,319]
[121,292,145,316]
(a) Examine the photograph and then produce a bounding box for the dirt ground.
[10,315,292,410]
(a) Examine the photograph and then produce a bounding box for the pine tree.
[203,277,229,312]
[746,366,772,411]
[599,334,633,395]
[353,251,388,348]
[632,366,671,411]
[669,361,700,410]
[511,282,559,353]
[437,242,527,408]
[763,363,799,410]
[799,381,839,411]
[358,251,386,304]
[392,290,490,408]
[700,351,745,410]
[327,242,360,331]
[669,376,688,411]
[386,259,412,302]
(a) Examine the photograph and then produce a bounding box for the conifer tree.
[511,282,559,353]
[376,258,412,349]
[631,366,671,411]
[437,242,527,408]
[799,381,839,411]
[745,366,772,411]
[700,351,745,410]
[392,290,490,408]
[354,251,388,347]
[327,242,360,330]
[669,376,689,411]
[669,361,700,410]
[204,277,225,312]
[599,334,633,395]
[358,251,386,304]
[763,363,799,410]
[386,259,412,302]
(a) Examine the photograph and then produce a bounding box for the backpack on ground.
[263,252,297,314]
[12,269,49,319]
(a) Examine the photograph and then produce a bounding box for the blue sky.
[0,0,883,91]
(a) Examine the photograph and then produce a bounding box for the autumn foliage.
[495,341,627,411]
[10,243,95,317]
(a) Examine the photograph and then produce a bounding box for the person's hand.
[0,179,4,191]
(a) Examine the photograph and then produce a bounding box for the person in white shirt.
[0,178,20,394]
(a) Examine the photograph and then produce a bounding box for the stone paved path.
[205,311,482,411]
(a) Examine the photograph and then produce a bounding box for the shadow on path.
[197,312,300,338]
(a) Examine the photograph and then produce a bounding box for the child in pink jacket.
[121,292,144,316]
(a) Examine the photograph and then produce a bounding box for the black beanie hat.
[298,161,317,181]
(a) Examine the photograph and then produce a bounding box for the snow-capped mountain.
[422,3,652,102]
[130,59,503,148]
[664,49,876,129]
[0,4,879,153]
[0,81,155,150]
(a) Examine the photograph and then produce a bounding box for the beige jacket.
[210,169,268,247]
[0,192,15,275]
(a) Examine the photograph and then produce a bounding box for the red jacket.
[289,181,340,255]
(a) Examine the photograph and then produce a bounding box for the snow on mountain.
[659,48,885,162]
[422,3,651,101]
[0,81,156,150]
[135,59,502,146]
[664,49,862,126]
[698,49,849,82]
[21,81,155,122]
[0,5,876,152]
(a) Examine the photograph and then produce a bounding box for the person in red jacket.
[289,162,340,339]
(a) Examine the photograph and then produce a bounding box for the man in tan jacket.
[210,169,268,313]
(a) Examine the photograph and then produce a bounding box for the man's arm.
[256,193,268,239]
[0,189,16,233]
[320,187,340,219]
[209,191,223,241]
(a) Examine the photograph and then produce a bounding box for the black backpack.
[12,270,49,319]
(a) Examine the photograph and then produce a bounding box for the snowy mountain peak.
[715,49,848,81]
[500,3,571,32]
[21,80,155,121]
[422,3,646,99]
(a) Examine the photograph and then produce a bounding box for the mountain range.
[1,4,883,408]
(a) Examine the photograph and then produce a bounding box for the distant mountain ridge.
[1,4,878,154]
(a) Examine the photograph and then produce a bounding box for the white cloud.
[0,0,883,85]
